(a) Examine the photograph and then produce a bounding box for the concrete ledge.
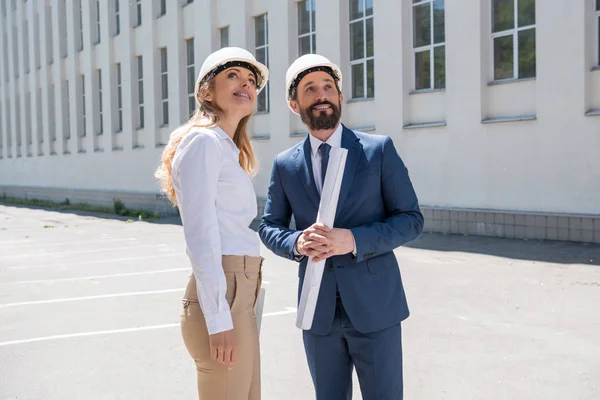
[0,185,177,216]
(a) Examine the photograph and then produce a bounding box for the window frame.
[254,14,269,113]
[490,0,536,82]
[297,0,316,57]
[160,47,169,126]
[349,0,374,100]
[116,63,123,132]
[137,56,144,129]
[186,38,195,118]
[412,0,446,91]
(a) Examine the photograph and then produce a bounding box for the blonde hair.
[154,76,258,206]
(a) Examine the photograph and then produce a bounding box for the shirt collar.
[214,126,240,155]
[309,123,343,157]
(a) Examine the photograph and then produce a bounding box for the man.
[258,54,424,400]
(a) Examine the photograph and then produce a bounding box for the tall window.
[115,0,120,36]
[492,0,536,81]
[5,102,11,152]
[97,69,103,134]
[596,0,600,66]
[255,14,269,113]
[23,20,30,73]
[25,92,32,147]
[36,88,43,151]
[15,94,21,156]
[349,0,374,99]
[34,11,41,69]
[63,81,71,142]
[59,0,67,58]
[46,5,53,64]
[116,63,122,132]
[298,0,316,56]
[137,56,144,128]
[160,47,169,125]
[48,84,56,143]
[0,100,3,158]
[95,0,101,43]
[159,0,166,17]
[413,0,446,90]
[80,75,86,137]
[77,0,83,51]
[135,0,142,27]
[186,38,195,117]
[220,26,229,48]
[13,25,19,77]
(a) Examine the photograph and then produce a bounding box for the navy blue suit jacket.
[258,125,424,335]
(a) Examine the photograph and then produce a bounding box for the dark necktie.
[319,143,331,188]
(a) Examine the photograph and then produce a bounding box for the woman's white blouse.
[172,126,260,335]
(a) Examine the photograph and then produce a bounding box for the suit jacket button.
[328,265,334,271]
[284,252,290,257]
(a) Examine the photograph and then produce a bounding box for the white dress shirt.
[172,126,260,335]
[294,123,356,257]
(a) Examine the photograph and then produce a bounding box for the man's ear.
[339,91,344,104]
[290,99,301,114]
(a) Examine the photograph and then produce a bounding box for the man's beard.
[299,100,341,131]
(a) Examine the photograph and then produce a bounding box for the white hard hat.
[285,54,342,114]
[196,47,269,93]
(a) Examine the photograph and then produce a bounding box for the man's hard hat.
[285,54,343,114]
[196,47,269,94]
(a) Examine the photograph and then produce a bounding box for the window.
[298,0,316,56]
[77,0,83,51]
[36,88,43,151]
[413,0,445,90]
[46,5,53,64]
[116,63,122,132]
[220,26,229,48]
[97,69,103,134]
[115,0,120,35]
[135,0,142,27]
[160,47,169,125]
[34,11,41,69]
[13,25,19,77]
[349,0,374,99]
[183,0,193,5]
[3,32,9,81]
[159,0,166,17]
[137,56,144,128]
[5,102,11,153]
[491,0,536,81]
[80,74,86,137]
[25,92,32,151]
[23,20,29,73]
[596,0,600,66]
[255,14,269,112]
[15,94,21,156]
[95,0,101,44]
[0,100,3,158]
[186,38,195,117]
[63,80,70,141]
[49,84,56,143]
[59,0,67,58]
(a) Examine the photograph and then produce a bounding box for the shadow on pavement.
[406,232,600,266]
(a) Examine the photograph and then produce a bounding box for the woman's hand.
[209,328,238,370]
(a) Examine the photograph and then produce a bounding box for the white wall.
[0,0,599,215]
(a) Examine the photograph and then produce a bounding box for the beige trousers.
[180,255,263,400]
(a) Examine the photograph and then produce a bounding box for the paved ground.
[0,204,599,400]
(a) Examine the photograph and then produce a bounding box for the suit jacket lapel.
[335,125,361,221]
[294,138,321,209]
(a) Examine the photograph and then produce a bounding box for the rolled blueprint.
[296,147,348,330]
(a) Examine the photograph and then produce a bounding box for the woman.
[155,47,269,400]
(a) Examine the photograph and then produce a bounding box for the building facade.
[1,0,599,243]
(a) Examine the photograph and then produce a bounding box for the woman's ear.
[199,86,212,102]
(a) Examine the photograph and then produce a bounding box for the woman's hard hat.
[196,47,269,93]
[285,54,342,114]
